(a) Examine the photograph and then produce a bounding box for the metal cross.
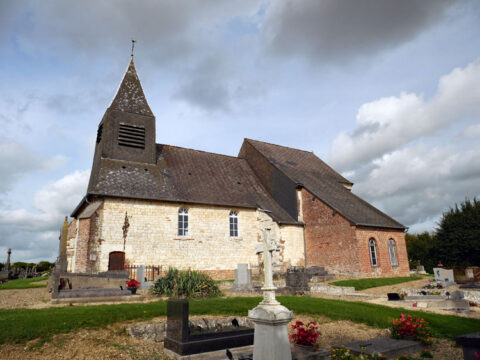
[122,212,130,251]
[131,39,136,59]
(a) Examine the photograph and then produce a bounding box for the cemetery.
[1,227,480,360]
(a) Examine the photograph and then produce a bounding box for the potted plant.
[289,321,321,355]
[126,278,140,294]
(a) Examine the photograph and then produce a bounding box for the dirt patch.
[0,315,462,360]
[0,288,51,309]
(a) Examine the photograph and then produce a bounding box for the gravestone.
[456,331,480,360]
[451,291,464,300]
[286,266,309,293]
[248,228,293,360]
[337,337,423,359]
[233,264,253,291]
[433,267,455,286]
[416,265,427,274]
[0,248,12,281]
[387,293,401,301]
[163,298,254,356]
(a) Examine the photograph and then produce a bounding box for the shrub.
[152,267,221,298]
[390,314,431,345]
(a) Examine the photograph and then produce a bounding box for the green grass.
[1,296,479,345]
[214,279,234,284]
[329,276,422,291]
[0,277,47,290]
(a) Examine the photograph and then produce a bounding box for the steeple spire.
[109,52,153,117]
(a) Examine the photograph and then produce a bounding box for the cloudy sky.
[1,0,479,263]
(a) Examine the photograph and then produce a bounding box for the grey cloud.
[350,143,480,230]
[263,0,460,65]
[174,54,267,112]
[0,170,89,262]
[0,138,63,194]
[7,1,262,64]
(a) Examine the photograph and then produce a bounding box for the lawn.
[1,296,479,345]
[0,277,47,290]
[329,276,423,291]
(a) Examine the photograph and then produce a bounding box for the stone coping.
[51,295,144,304]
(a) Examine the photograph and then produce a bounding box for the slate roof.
[83,145,298,224]
[109,59,154,117]
[244,139,405,230]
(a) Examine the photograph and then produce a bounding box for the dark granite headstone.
[286,266,309,292]
[456,332,480,360]
[387,293,401,301]
[164,299,254,356]
[166,298,189,343]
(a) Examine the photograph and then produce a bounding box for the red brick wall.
[301,188,410,277]
[356,227,410,277]
[301,188,361,274]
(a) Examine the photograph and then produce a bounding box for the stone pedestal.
[248,303,293,360]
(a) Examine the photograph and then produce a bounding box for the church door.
[108,251,125,271]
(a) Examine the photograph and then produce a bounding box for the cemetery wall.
[355,227,410,277]
[300,188,361,275]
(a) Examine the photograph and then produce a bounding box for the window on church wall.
[229,211,238,237]
[388,238,398,266]
[178,208,188,236]
[369,238,378,267]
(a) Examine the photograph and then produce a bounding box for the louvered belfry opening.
[118,123,145,149]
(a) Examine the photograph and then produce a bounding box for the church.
[66,58,410,279]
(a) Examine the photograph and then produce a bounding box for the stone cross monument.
[5,248,11,271]
[248,228,293,360]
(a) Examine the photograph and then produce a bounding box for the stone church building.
[66,59,409,279]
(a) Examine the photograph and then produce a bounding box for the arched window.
[369,238,378,267]
[388,239,398,266]
[178,208,188,236]
[229,211,238,237]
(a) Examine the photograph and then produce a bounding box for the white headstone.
[234,263,253,290]
[433,268,455,285]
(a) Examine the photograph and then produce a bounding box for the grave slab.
[336,337,424,359]
[456,331,480,360]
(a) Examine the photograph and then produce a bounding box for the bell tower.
[87,56,156,192]
[93,58,156,164]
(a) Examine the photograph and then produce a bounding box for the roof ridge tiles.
[159,143,240,160]
[245,138,314,153]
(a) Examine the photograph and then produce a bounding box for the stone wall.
[69,197,305,279]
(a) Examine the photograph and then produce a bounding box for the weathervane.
[131,39,136,59]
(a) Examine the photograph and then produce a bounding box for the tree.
[435,198,480,268]
[405,232,437,273]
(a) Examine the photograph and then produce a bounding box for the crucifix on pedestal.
[249,227,293,360]
[256,228,279,305]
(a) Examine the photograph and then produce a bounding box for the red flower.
[126,278,140,288]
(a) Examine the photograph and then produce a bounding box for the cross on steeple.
[131,39,136,59]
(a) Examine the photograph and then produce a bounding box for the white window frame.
[178,208,189,236]
[369,238,378,267]
[229,211,238,237]
[388,238,398,266]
